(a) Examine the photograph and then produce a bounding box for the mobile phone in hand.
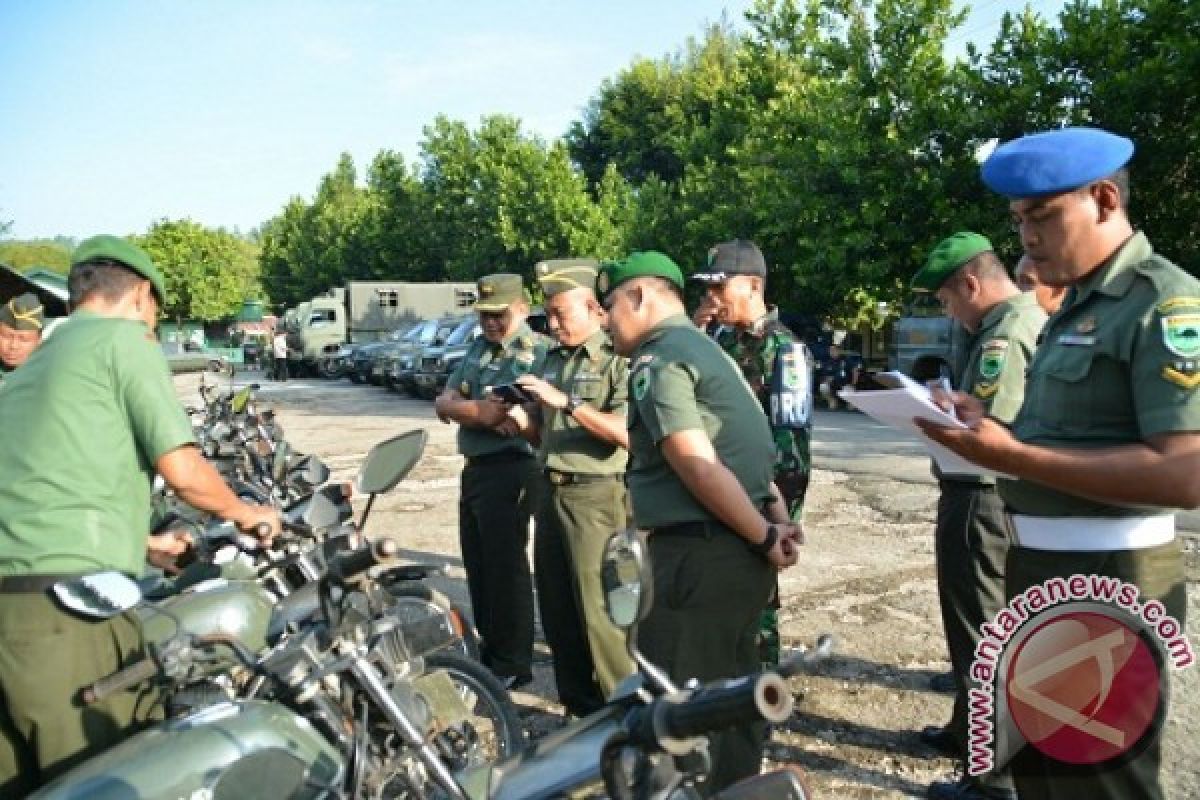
[488,383,535,404]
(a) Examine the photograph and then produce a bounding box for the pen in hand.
[935,374,959,423]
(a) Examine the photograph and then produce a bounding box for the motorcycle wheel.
[424,653,526,761]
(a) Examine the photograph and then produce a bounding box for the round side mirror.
[51,572,142,619]
[601,528,652,630]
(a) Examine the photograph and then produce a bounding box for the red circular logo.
[1006,611,1161,765]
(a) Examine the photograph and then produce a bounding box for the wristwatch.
[748,524,779,558]
[563,393,584,416]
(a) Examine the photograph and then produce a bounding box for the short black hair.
[68,259,144,307]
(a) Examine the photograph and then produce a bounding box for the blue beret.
[981,127,1134,198]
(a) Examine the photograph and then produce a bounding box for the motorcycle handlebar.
[326,537,399,585]
[657,672,793,741]
[83,656,158,705]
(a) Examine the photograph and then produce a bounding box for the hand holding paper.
[838,372,1005,477]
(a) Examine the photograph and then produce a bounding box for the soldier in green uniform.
[0,293,44,386]
[0,236,280,796]
[921,127,1200,800]
[910,232,1045,800]
[501,258,634,716]
[597,251,802,792]
[434,273,548,688]
[691,239,813,667]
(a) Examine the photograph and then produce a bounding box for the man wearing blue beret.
[921,128,1199,800]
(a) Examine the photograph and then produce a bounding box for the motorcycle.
[461,527,827,799]
[34,431,523,800]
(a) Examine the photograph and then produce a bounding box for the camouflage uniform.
[716,308,812,519]
[717,308,812,665]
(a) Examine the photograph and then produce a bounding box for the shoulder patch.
[632,368,652,400]
[1161,312,1200,358]
[978,340,1009,381]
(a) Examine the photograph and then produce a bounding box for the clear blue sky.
[0,0,1065,241]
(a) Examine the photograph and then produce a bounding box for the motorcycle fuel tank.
[141,579,276,661]
[31,700,345,800]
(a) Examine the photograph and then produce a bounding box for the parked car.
[375,318,442,391]
[413,315,481,400]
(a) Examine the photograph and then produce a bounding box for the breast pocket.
[573,377,604,403]
[1036,347,1097,433]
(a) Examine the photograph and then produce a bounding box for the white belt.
[1010,514,1175,552]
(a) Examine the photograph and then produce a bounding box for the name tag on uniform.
[1056,334,1096,346]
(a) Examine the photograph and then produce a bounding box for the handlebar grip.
[660,672,793,740]
[83,656,159,705]
[327,538,399,585]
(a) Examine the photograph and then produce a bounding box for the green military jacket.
[940,291,1046,484]
[1000,233,1200,516]
[626,314,775,528]
[0,311,195,576]
[446,322,548,459]
[716,308,812,496]
[538,328,629,475]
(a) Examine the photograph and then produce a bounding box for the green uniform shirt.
[0,311,195,576]
[1000,233,1200,516]
[446,322,548,458]
[537,328,629,474]
[939,292,1047,484]
[626,314,775,528]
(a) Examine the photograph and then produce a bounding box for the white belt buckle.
[1010,514,1175,552]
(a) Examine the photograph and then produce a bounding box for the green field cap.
[595,251,685,300]
[72,235,166,303]
[911,232,993,292]
[476,273,525,312]
[535,258,600,298]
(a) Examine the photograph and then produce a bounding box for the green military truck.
[888,295,967,382]
[287,282,477,376]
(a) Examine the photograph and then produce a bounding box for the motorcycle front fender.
[31,700,345,800]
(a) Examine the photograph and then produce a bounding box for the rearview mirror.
[52,572,142,619]
[601,528,651,629]
[357,430,428,496]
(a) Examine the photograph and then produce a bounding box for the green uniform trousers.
[534,475,634,716]
[0,591,151,797]
[934,481,1014,793]
[459,455,538,680]
[1004,540,1186,800]
[639,524,775,794]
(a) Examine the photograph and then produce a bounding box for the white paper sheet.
[838,374,999,478]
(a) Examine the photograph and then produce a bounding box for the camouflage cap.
[595,251,685,301]
[72,234,167,303]
[911,232,994,292]
[534,258,600,298]
[0,293,44,331]
[475,273,526,312]
[691,239,767,283]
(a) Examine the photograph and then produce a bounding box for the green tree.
[0,240,72,273]
[136,220,261,321]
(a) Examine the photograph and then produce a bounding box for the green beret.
[72,235,167,304]
[595,251,685,300]
[911,232,994,292]
[0,293,44,332]
[534,258,599,298]
[475,273,526,312]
